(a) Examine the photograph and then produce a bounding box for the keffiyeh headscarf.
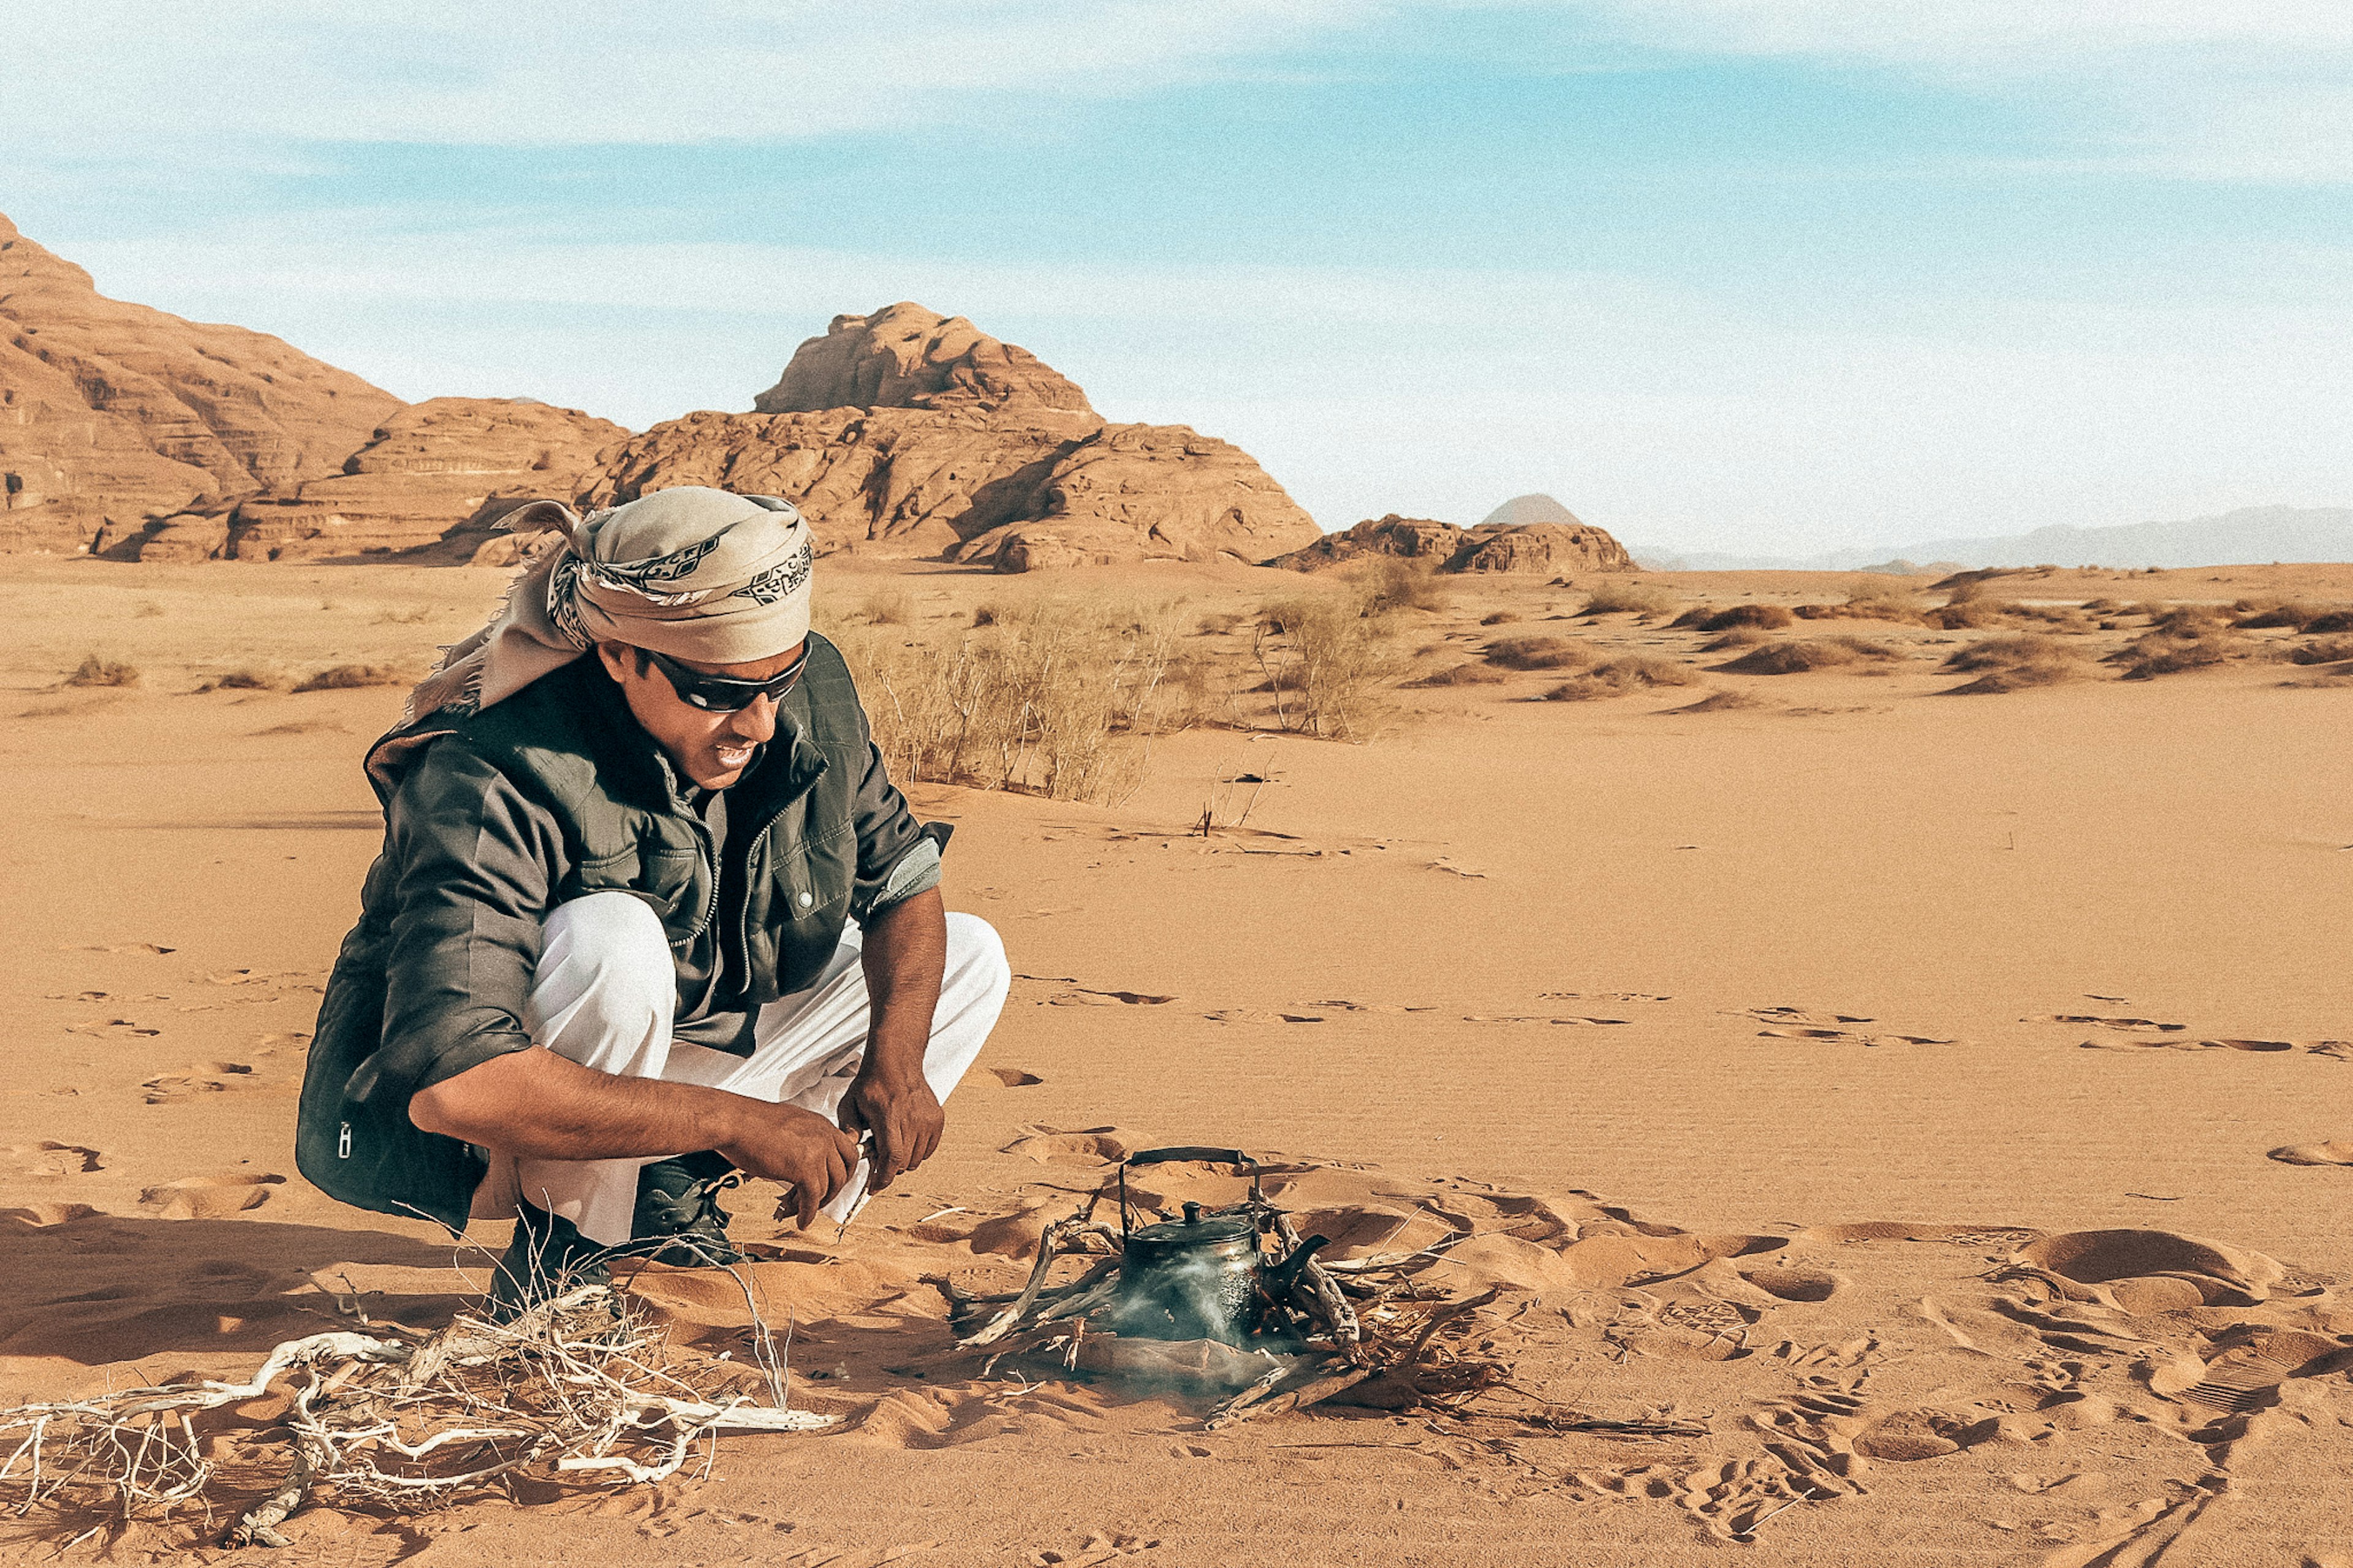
[398,487,817,730]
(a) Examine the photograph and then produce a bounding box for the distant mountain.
[1480,493,1583,528]
[1631,506,2353,573]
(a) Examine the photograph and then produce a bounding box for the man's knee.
[531,892,675,1042]
[942,912,1010,1005]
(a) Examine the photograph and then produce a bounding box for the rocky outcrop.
[589,303,1320,570]
[221,397,629,561]
[1267,514,1463,572]
[1270,511,1635,575]
[1479,493,1583,529]
[0,210,404,553]
[755,303,1096,421]
[1450,520,1635,574]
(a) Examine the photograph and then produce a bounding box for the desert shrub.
[64,654,140,688]
[194,667,286,693]
[2287,638,2353,665]
[1700,629,1771,651]
[2082,597,2122,613]
[1581,581,1679,618]
[1928,599,2010,629]
[971,605,1001,628]
[1410,661,1511,686]
[1482,635,1593,671]
[293,664,409,692]
[1942,634,2066,673]
[2302,610,2353,634]
[2238,602,2328,629]
[857,583,915,626]
[1664,689,1766,713]
[836,600,1183,802]
[1540,656,1700,700]
[1939,634,2086,694]
[1686,603,1795,632]
[2148,605,2228,637]
[1349,556,1450,615]
[1712,638,1895,675]
[2117,642,2229,680]
[1480,610,1521,626]
[1252,600,1402,740]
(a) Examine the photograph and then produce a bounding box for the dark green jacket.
[294,635,937,1232]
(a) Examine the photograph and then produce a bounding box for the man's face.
[596,640,806,791]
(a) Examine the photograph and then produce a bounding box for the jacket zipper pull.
[338,1122,354,1159]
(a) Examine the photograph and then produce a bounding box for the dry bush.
[2147,605,2229,637]
[1928,599,2011,629]
[1939,636,2087,694]
[1481,635,1593,671]
[1580,581,1678,618]
[1673,603,1794,633]
[2233,601,2318,629]
[837,600,1185,803]
[1479,610,1521,626]
[1797,581,1920,623]
[1711,638,1896,676]
[2302,610,2353,634]
[194,667,287,694]
[2115,641,2232,680]
[1942,634,2068,673]
[1662,689,1767,713]
[64,654,140,688]
[294,664,408,692]
[1411,661,1511,686]
[1539,656,1700,700]
[1699,628,1771,651]
[1252,600,1403,739]
[1349,556,1451,615]
[2287,638,2353,665]
[857,583,916,626]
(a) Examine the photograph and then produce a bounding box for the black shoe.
[632,1151,745,1267]
[487,1198,613,1322]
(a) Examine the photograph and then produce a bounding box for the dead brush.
[1710,637,1900,676]
[1481,635,1593,671]
[294,664,409,692]
[1540,656,1700,700]
[1251,599,1403,740]
[1939,634,2086,695]
[0,1282,828,1551]
[1671,603,1794,632]
[2302,609,2353,635]
[1348,556,1450,616]
[1410,661,1511,686]
[836,600,1186,802]
[1795,581,1922,623]
[2287,637,2353,666]
[64,654,140,689]
[2107,615,2258,680]
[194,667,286,694]
[1580,581,1678,618]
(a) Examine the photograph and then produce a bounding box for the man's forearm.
[409,1048,752,1159]
[858,886,947,1081]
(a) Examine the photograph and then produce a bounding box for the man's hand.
[716,1102,862,1228]
[840,1069,944,1191]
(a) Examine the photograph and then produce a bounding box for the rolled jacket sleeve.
[846,733,943,923]
[368,743,565,1103]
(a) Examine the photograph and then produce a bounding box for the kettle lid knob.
[1181,1201,1204,1225]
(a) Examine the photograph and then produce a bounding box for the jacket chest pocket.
[574,845,708,931]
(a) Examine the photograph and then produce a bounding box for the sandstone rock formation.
[220,397,629,562]
[588,302,1320,570]
[754,304,1095,421]
[1270,510,1635,575]
[0,210,403,553]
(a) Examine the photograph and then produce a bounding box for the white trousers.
[475,892,1010,1246]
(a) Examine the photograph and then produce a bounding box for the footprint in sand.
[66,1017,161,1039]
[2031,1013,2188,1033]
[2080,1036,2347,1059]
[1203,1008,1322,1024]
[142,1061,257,1104]
[1045,988,1176,1007]
[138,1172,284,1218]
[989,1068,1044,1088]
[0,1142,103,1178]
[1543,991,1673,1002]
[2268,1141,2353,1167]
[999,1126,1146,1165]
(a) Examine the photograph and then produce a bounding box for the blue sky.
[9,1,2352,553]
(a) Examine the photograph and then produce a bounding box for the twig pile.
[0,1281,830,1548]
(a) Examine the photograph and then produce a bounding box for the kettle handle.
[1118,1147,1261,1244]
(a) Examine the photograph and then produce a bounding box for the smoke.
[1109,1250,1256,1347]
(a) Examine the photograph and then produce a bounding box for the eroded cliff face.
[219,398,631,562]
[591,303,1320,570]
[0,211,404,553]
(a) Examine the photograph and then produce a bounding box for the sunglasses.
[642,645,811,712]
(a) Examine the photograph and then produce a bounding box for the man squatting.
[295,487,1010,1314]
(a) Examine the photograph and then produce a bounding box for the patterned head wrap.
[397,487,816,730]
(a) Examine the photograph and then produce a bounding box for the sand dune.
[4,556,2352,1564]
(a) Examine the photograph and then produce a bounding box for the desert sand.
[4,556,2352,1566]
